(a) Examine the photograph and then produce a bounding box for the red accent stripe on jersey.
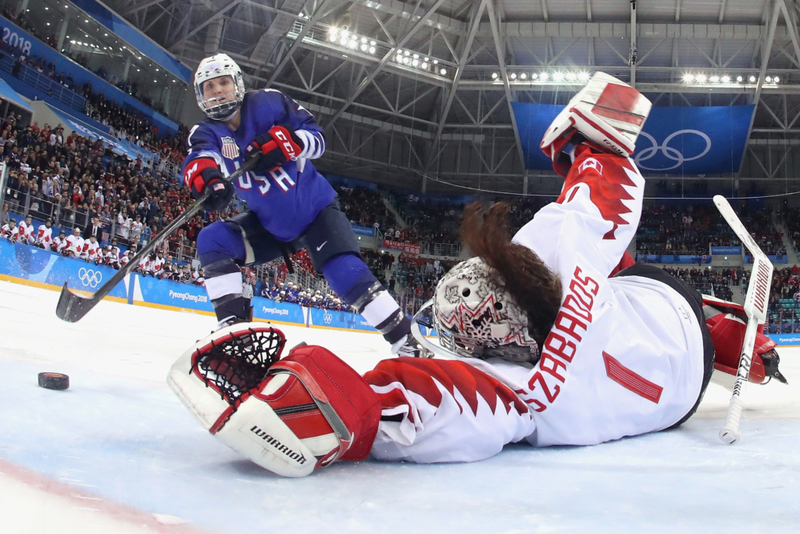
[566,186,579,203]
[602,351,663,404]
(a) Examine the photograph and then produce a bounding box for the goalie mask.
[429,257,540,364]
[194,53,246,121]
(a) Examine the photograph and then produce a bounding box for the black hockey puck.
[38,372,69,390]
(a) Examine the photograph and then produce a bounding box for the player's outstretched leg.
[298,202,423,355]
[167,324,381,477]
[703,299,788,385]
[196,220,251,326]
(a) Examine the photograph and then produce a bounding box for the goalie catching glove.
[246,125,304,173]
[540,72,652,177]
[167,323,381,477]
[183,158,235,212]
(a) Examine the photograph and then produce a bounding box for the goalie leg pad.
[169,331,381,477]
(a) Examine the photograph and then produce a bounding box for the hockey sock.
[212,295,251,324]
[197,222,248,320]
[323,254,410,345]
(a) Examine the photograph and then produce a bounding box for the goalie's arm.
[513,147,646,278]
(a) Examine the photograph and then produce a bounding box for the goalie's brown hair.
[460,201,562,346]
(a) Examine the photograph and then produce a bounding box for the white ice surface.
[1,280,799,534]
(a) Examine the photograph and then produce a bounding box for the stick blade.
[55,282,98,323]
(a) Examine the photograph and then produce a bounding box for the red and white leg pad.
[167,324,381,477]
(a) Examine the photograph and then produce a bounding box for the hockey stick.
[713,195,774,445]
[55,156,261,323]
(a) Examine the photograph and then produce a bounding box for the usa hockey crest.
[221,136,240,159]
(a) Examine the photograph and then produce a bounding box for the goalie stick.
[713,195,774,445]
[55,155,261,323]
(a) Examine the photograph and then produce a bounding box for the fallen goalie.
[167,73,787,477]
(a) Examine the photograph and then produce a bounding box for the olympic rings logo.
[634,130,712,171]
[323,311,333,324]
[78,267,103,288]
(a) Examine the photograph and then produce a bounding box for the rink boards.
[0,239,438,336]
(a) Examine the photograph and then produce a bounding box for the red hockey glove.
[706,312,788,385]
[245,125,304,173]
[183,158,234,212]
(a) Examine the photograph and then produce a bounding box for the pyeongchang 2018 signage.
[512,103,754,175]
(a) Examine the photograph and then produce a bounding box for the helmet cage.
[194,54,246,121]
[431,258,540,364]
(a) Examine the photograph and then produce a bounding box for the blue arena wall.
[0,239,439,337]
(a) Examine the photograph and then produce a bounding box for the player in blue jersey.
[182,53,420,355]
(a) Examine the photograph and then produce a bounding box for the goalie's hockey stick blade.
[55,157,260,323]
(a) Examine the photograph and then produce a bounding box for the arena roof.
[99,0,800,197]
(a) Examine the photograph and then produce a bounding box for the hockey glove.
[184,158,234,212]
[540,72,652,177]
[245,125,304,173]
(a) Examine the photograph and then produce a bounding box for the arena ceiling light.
[286,21,451,79]
[682,72,781,86]
[327,28,376,55]
[489,70,591,85]
[393,48,448,77]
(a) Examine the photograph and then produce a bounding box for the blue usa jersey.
[182,89,336,241]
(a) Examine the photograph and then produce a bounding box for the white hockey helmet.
[194,53,246,121]
[430,257,539,363]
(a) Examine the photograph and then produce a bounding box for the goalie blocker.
[167,323,380,477]
[703,295,788,385]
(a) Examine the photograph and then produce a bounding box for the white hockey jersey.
[36,225,53,249]
[53,235,67,253]
[85,240,101,262]
[1,223,18,242]
[17,220,34,245]
[65,234,84,257]
[469,146,705,447]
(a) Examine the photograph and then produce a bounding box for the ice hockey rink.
[1,280,798,534]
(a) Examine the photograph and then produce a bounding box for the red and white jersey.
[138,255,154,273]
[470,146,705,447]
[1,223,18,242]
[36,225,53,249]
[104,248,120,266]
[85,240,101,262]
[53,236,67,253]
[121,251,132,266]
[65,235,84,257]
[153,255,165,271]
[18,220,35,244]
